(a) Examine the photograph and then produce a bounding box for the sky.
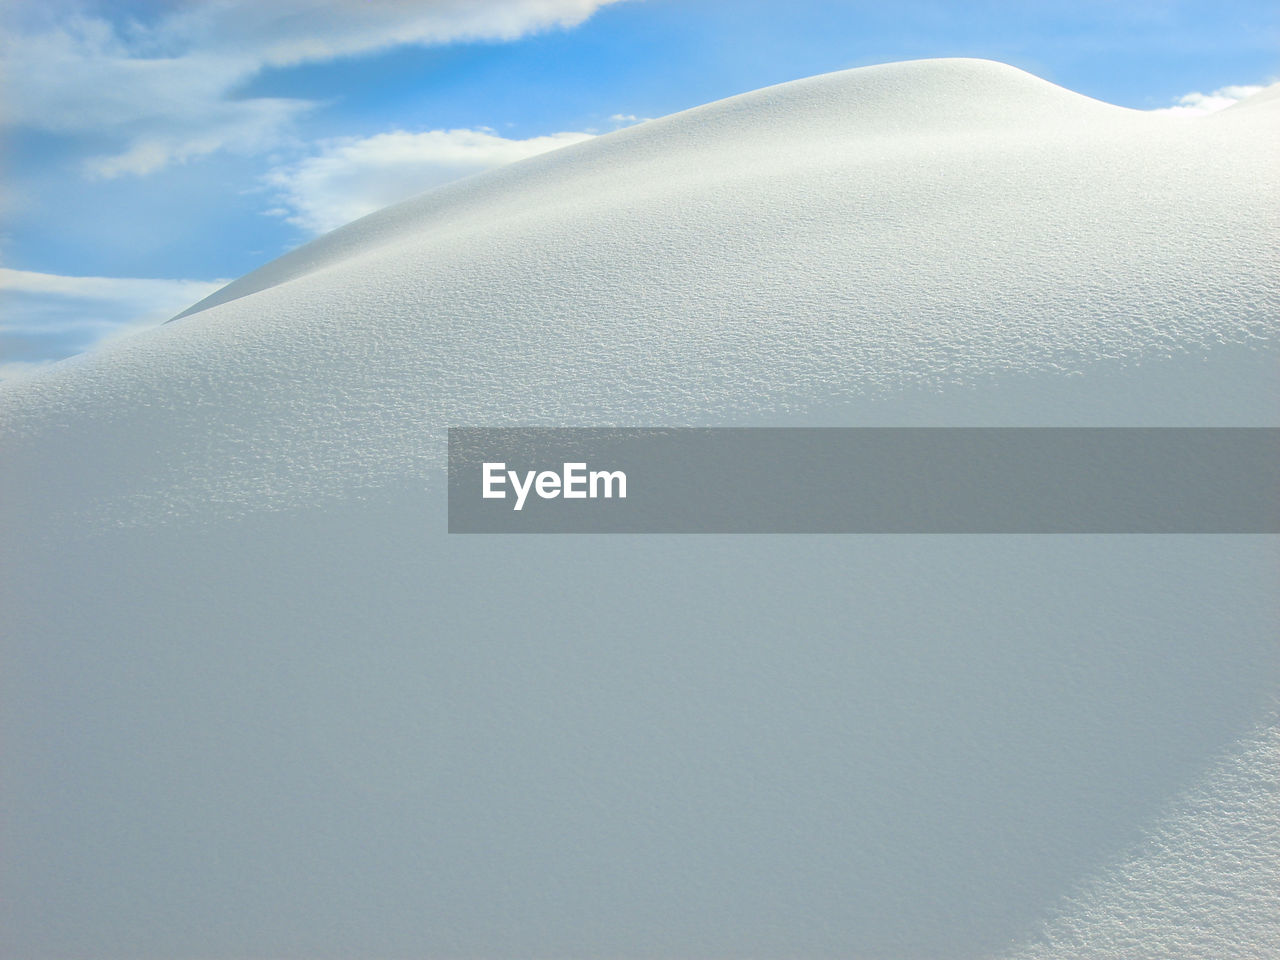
[2,0,1277,379]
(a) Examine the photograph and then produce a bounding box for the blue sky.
[2,0,1277,377]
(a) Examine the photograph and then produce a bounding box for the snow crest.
[2,59,1278,959]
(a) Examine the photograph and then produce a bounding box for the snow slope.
[2,59,1277,959]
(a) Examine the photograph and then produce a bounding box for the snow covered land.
[2,59,1277,958]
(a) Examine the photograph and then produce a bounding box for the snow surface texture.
[2,59,1278,958]
[1005,714,1280,960]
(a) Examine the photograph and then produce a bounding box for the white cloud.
[82,98,311,179]
[0,359,57,383]
[603,113,651,131]
[266,127,596,234]
[1151,83,1268,116]
[1,0,623,177]
[0,268,224,313]
[0,268,226,370]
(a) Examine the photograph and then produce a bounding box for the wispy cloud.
[1,0,623,178]
[1151,83,1269,116]
[266,127,596,234]
[0,268,224,311]
[0,360,61,383]
[0,268,225,376]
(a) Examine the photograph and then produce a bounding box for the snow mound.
[2,59,1277,960]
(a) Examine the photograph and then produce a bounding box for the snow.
[2,59,1277,958]
[1005,715,1280,960]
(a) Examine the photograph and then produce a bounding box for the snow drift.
[2,59,1278,959]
